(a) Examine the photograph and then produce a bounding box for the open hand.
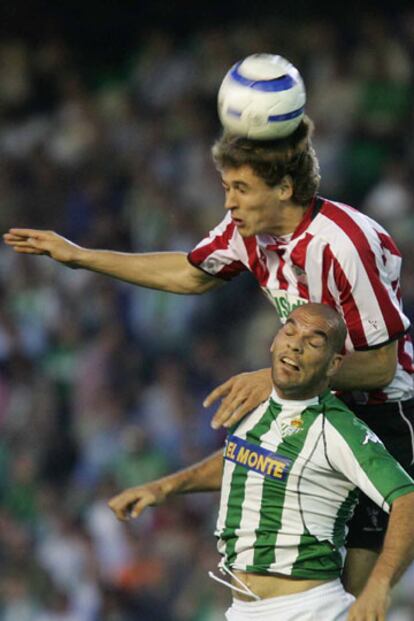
[204,368,273,430]
[3,229,82,265]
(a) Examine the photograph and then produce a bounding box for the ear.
[277,175,294,200]
[326,354,343,378]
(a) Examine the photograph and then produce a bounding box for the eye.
[308,340,324,349]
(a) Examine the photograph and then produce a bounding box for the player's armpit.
[183,260,224,294]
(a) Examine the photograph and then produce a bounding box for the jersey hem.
[353,328,410,352]
[227,564,341,580]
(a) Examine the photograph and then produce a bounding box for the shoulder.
[323,394,379,445]
[227,398,272,436]
[315,198,387,255]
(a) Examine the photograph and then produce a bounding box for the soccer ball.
[217,54,306,140]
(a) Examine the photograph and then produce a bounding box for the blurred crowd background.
[0,2,414,620]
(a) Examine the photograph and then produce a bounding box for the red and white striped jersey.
[188,196,413,403]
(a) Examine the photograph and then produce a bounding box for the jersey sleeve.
[324,413,414,512]
[187,213,249,281]
[324,214,410,350]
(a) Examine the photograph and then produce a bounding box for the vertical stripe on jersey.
[321,245,338,309]
[242,237,269,285]
[269,418,325,575]
[331,254,367,348]
[323,203,406,338]
[275,248,289,291]
[290,233,312,299]
[221,405,277,566]
[216,403,270,552]
[248,405,320,572]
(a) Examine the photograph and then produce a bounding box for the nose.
[224,188,238,211]
[287,336,303,354]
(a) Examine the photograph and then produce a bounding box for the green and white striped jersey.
[216,389,414,579]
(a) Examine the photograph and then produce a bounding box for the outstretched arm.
[3,229,221,294]
[347,491,414,621]
[108,449,224,521]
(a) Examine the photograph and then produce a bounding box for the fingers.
[3,245,45,255]
[210,390,252,429]
[3,234,49,255]
[130,497,153,519]
[203,378,233,408]
[346,594,389,621]
[207,370,272,430]
[3,234,32,246]
[108,489,155,522]
[108,491,140,521]
[4,230,54,248]
[212,394,263,430]
[6,228,51,239]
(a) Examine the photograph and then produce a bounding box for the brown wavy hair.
[211,116,320,205]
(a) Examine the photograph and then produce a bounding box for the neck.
[268,202,308,237]
[273,379,329,401]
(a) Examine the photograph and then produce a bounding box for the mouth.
[279,356,300,372]
[231,216,244,227]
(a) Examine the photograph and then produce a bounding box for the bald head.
[288,304,347,354]
[271,303,347,399]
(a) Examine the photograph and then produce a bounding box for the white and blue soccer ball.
[218,53,306,140]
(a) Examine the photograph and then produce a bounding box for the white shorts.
[225,579,355,621]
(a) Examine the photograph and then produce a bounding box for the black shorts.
[342,398,414,551]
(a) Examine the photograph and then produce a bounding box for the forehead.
[287,307,332,334]
[221,165,264,186]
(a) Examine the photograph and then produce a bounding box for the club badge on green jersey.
[280,416,304,437]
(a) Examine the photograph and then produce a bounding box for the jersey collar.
[291,194,324,240]
[270,387,319,408]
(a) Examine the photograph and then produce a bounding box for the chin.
[273,378,297,393]
[238,227,253,238]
